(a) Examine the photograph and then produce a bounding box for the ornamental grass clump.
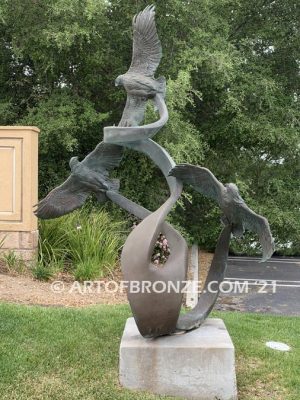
[151,233,170,266]
[37,207,125,280]
[67,210,124,280]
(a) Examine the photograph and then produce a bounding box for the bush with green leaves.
[37,207,125,281]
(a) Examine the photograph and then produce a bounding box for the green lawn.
[0,303,299,400]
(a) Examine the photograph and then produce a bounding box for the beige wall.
[0,126,39,231]
[0,127,39,261]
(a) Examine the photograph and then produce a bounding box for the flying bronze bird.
[34,143,122,219]
[115,5,166,127]
[169,164,275,262]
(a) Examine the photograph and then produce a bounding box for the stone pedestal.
[0,127,39,263]
[119,318,238,400]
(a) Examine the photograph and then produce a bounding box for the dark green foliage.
[21,91,109,193]
[0,0,299,254]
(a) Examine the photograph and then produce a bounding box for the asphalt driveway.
[215,256,300,316]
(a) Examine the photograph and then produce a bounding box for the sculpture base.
[119,317,238,400]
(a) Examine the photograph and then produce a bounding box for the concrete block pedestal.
[119,318,238,400]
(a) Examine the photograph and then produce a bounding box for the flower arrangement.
[151,233,171,266]
[131,223,170,266]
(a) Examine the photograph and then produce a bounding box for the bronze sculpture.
[35,142,122,219]
[169,164,274,262]
[35,5,274,338]
[115,5,166,127]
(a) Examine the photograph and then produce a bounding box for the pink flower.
[162,238,168,246]
[153,259,159,265]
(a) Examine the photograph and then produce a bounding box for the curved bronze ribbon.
[104,94,231,337]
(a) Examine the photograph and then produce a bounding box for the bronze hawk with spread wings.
[169,164,275,261]
[35,143,122,219]
[115,5,166,127]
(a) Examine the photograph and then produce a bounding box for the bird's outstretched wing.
[35,142,122,219]
[236,204,275,262]
[169,164,225,203]
[119,94,148,127]
[128,5,162,77]
[82,142,123,176]
[34,176,90,219]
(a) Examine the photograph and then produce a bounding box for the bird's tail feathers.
[260,238,275,263]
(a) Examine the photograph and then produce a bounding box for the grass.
[31,263,56,281]
[0,304,299,400]
[1,251,26,274]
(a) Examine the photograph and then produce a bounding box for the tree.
[0,0,299,254]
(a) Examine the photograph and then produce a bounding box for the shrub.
[32,263,55,281]
[38,218,68,268]
[65,210,125,280]
[74,260,101,282]
[37,207,125,281]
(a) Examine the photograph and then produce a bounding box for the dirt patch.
[0,249,214,308]
[215,294,247,312]
[0,268,127,308]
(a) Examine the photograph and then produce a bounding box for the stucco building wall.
[0,127,39,262]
